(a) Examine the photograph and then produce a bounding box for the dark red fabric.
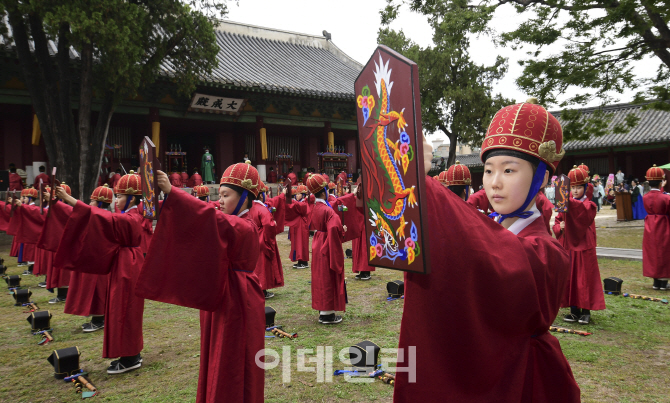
[181,172,189,185]
[0,201,9,231]
[249,202,284,290]
[288,172,297,186]
[23,243,36,262]
[535,191,554,235]
[330,194,375,273]
[266,195,286,235]
[169,172,182,188]
[394,178,579,403]
[310,201,346,311]
[337,172,347,185]
[467,189,493,214]
[9,173,23,191]
[553,197,605,310]
[642,190,670,278]
[285,200,309,262]
[110,173,121,189]
[37,202,72,252]
[10,237,19,257]
[267,170,277,183]
[55,202,147,358]
[135,186,264,403]
[33,173,50,189]
[188,173,203,187]
[13,204,44,244]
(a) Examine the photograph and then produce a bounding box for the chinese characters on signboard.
[188,93,246,115]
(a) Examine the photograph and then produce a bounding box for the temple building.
[0,20,362,185]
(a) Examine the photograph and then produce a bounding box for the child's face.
[483,155,538,215]
[218,186,243,215]
[295,193,303,201]
[571,185,585,199]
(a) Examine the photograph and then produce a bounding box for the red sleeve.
[331,193,362,241]
[285,201,308,226]
[467,189,492,213]
[0,201,10,232]
[553,212,564,242]
[136,187,260,311]
[13,204,45,244]
[54,201,142,275]
[266,195,286,234]
[37,202,73,251]
[562,197,597,250]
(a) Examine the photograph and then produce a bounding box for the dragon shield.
[139,136,161,220]
[355,45,431,274]
[554,174,570,213]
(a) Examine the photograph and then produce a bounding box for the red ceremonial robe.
[535,191,554,235]
[9,172,23,191]
[467,188,493,214]
[10,204,49,273]
[331,193,375,273]
[169,172,183,188]
[188,173,203,188]
[310,199,346,311]
[181,172,189,185]
[39,203,109,317]
[553,195,605,311]
[642,190,670,278]
[0,201,9,231]
[394,178,579,402]
[55,203,150,358]
[135,187,264,403]
[285,199,310,262]
[288,172,297,186]
[33,173,50,189]
[266,194,286,234]
[249,201,284,290]
[337,172,347,185]
[110,173,121,189]
[267,170,277,183]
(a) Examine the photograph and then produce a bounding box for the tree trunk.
[447,132,458,168]
[80,92,115,203]
[77,43,94,200]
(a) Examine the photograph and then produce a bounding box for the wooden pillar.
[255,116,264,163]
[324,121,332,153]
[149,107,160,157]
[607,148,615,174]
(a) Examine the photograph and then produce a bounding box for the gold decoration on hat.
[526,97,539,104]
[240,179,258,190]
[538,140,565,163]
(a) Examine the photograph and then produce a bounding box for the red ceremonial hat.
[439,161,472,186]
[577,163,590,175]
[291,186,298,192]
[60,182,72,196]
[297,185,308,194]
[645,164,666,181]
[20,189,28,197]
[194,184,210,198]
[26,187,38,199]
[480,98,565,173]
[328,182,337,190]
[219,161,261,197]
[568,166,589,186]
[114,170,143,195]
[306,174,328,194]
[91,184,114,202]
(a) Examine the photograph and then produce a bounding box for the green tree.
[379,0,511,168]
[485,0,667,139]
[0,0,226,199]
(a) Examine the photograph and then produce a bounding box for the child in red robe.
[438,160,471,201]
[642,165,670,290]
[169,171,183,187]
[553,166,605,325]
[306,174,347,324]
[330,187,374,280]
[55,171,151,374]
[8,164,23,191]
[327,182,338,203]
[393,99,580,402]
[287,167,297,186]
[189,169,204,188]
[535,189,554,235]
[285,185,310,269]
[136,163,264,403]
[249,180,284,298]
[61,184,114,332]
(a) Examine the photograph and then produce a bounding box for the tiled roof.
[448,153,483,168]
[1,20,363,100]
[554,102,670,151]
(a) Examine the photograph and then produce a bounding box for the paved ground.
[596,247,643,261]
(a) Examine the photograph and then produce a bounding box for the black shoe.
[82,322,104,333]
[107,354,142,374]
[22,270,32,275]
[17,263,27,267]
[264,290,275,299]
[38,282,46,288]
[578,314,591,325]
[660,280,669,291]
[48,296,66,304]
[563,313,579,323]
[298,263,309,269]
[292,263,299,269]
[355,272,371,281]
[318,314,343,324]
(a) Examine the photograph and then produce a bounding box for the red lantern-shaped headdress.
[20,189,29,197]
[480,98,565,173]
[91,184,114,202]
[568,166,589,186]
[193,185,210,198]
[297,185,308,194]
[577,163,590,176]
[306,174,327,194]
[114,171,143,195]
[219,161,261,197]
[645,164,665,181]
[439,161,472,186]
[60,182,72,196]
[328,182,337,190]
[26,187,38,199]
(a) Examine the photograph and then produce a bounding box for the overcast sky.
[226,0,661,143]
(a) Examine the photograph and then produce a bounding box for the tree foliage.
[379,0,511,167]
[0,0,226,199]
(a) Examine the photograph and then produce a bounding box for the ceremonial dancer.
[41,184,74,301]
[136,163,264,403]
[54,171,151,374]
[554,166,605,325]
[9,188,37,270]
[8,163,24,191]
[285,185,310,269]
[394,99,580,402]
[306,174,347,324]
[194,184,211,202]
[287,166,298,186]
[327,182,338,203]
[642,165,670,290]
[438,161,471,201]
[62,184,114,332]
[169,170,183,188]
[331,184,374,280]
[188,168,204,188]
[33,165,50,189]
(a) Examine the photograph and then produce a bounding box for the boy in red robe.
[189,169,204,188]
[267,166,278,183]
[136,163,264,403]
[10,188,37,270]
[54,171,151,374]
[8,164,24,191]
[169,171,183,187]
[33,165,50,189]
[306,174,347,324]
[438,160,471,201]
[554,166,605,325]
[286,185,311,269]
[61,184,114,332]
[181,170,189,186]
[249,179,284,298]
[642,165,670,290]
[287,167,298,186]
[327,182,338,203]
[194,184,211,202]
[330,186,374,280]
[393,99,580,402]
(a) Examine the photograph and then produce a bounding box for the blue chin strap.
[231,190,249,216]
[97,201,103,208]
[489,161,547,224]
[465,185,470,201]
[121,195,132,213]
[261,192,266,203]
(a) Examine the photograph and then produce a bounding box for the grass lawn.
[1,226,669,402]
